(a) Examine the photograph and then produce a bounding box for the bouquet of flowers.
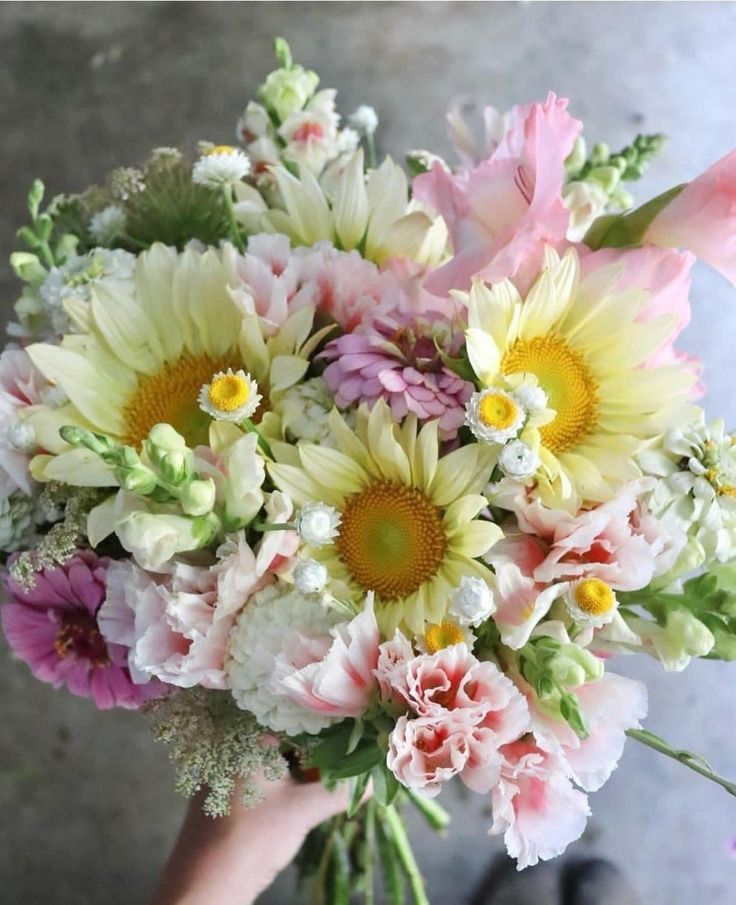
[4,36,736,903]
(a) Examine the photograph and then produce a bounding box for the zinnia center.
[123,351,243,448]
[54,610,109,667]
[502,335,598,454]
[335,480,447,600]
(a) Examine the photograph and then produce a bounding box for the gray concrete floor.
[2,2,736,903]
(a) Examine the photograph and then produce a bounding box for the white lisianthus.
[449,576,496,626]
[498,440,541,481]
[227,582,342,735]
[192,145,251,189]
[295,502,341,546]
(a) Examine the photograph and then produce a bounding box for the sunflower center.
[335,480,447,600]
[54,610,109,667]
[424,620,465,654]
[124,351,243,448]
[573,578,615,616]
[478,392,520,431]
[502,335,598,454]
[208,373,251,412]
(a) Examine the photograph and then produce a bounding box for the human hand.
[150,773,352,905]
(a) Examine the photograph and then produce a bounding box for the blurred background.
[1,2,736,903]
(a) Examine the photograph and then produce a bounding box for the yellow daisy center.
[573,578,615,616]
[208,373,250,413]
[502,335,598,454]
[479,392,520,430]
[335,480,447,600]
[206,145,237,156]
[424,620,465,654]
[123,352,243,448]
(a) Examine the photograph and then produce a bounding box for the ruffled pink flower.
[0,348,49,496]
[375,630,414,704]
[490,739,590,870]
[489,562,565,650]
[322,309,474,439]
[279,596,380,718]
[490,480,671,592]
[98,546,272,690]
[414,93,581,294]
[1,551,160,709]
[644,149,736,286]
[528,672,647,793]
[386,644,530,796]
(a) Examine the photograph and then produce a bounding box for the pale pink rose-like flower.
[321,309,474,439]
[0,347,49,496]
[488,562,566,650]
[527,672,648,793]
[490,738,591,870]
[644,149,736,287]
[386,644,530,796]
[414,93,582,294]
[375,630,414,704]
[279,596,380,718]
[1,552,161,710]
[490,480,672,592]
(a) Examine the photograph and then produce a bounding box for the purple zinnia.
[322,310,474,439]
[1,551,162,710]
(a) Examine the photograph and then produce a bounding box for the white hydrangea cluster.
[640,416,736,573]
[226,583,342,736]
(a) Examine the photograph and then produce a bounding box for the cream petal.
[299,444,368,495]
[443,493,490,527]
[466,328,501,384]
[90,285,161,375]
[366,402,411,485]
[413,419,439,489]
[269,354,309,393]
[36,448,117,487]
[448,519,503,558]
[268,461,346,508]
[328,409,373,473]
[333,150,370,250]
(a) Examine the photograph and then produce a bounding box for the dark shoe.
[468,854,561,905]
[561,858,640,905]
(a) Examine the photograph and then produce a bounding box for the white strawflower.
[449,576,496,626]
[296,502,341,546]
[89,205,127,245]
[198,369,261,422]
[465,388,526,444]
[227,583,342,735]
[512,383,548,416]
[564,578,618,629]
[348,105,379,135]
[277,377,334,443]
[498,440,541,480]
[293,559,328,595]
[192,145,251,188]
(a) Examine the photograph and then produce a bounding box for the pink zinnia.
[321,310,474,439]
[1,551,160,709]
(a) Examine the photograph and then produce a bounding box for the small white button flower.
[296,502,341,546]
[293,559,329,595]
[512,383,548,416]
[498,439,541,481]
[449,576,496,627]
[465,388,526,444]
[89,205,127,245]
[192,145,251,189]
[5,421,37,452]
[564,578,618,628]
[348,105,379,136]
[198,369,261,422]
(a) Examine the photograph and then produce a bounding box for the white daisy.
[192,145,251,189]
[466,388,526,444]
[198,369,261,423]
[564,578,618,629]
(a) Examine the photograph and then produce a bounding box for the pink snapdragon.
[322,309,474,439]
[280,596,381,718]
[414,93,581,294]
[644,149,736,286]
[1,552,160,709]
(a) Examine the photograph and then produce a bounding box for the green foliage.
[583,183,685,250]
[14,180,81,276]
[519,636,590,738]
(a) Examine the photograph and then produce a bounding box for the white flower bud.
[449,576,495,627]
[180,478,217,517]
[348,105,379,135]
[296,502,341,546]
[498,440,541,480]
[293,559,328,595]
[512,384,548,415]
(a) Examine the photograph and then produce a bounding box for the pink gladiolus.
[644,150,736,286]
[414,93,581,294]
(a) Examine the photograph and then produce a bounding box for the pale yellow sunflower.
[269,400,501,635]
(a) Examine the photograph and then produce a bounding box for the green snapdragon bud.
[115,464,157,495]
[548,643,604,688]
[59,425,113,457]
[145,424,193,485]
[179,478,217,517]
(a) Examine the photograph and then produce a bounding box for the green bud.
[273,36,293,69]
[709,627,736,661]
[548,643,604,688]
[59,425,112,456]
[35,213,54,242]
[28,179,45,221]
[179,478,217,517]
[17,226,41,250]
[259,64,319,121]
[560,691,590,739]
[54,233,79,264]
[589,142,610,167]
[190,514,219,548]
[564,136,587,176]
[145,424,193,485]
[587,165,622,194]
[10,252,46,284]
[116,465,158,495]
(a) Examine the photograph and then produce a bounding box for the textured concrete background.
[2,2,736,903]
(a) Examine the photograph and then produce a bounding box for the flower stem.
[240,416,273,458]
[382,805,430,905]
[363,800,376,905]
[222,186,245,253]
[405,789,451,832]
[627,728,736,798]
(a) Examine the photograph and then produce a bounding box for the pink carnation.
[280,596,380,718]
[322,309,474,438]
[414,93,581,294]
[644,149,736,286]
[385,643,530,796]
[490,738,591,870]
[1,551,160,709]
[490,480,674,592]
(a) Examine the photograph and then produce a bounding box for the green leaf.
[308,722,353,770]
[371,763,401,807]
[347,717,365,755]
[584,184,686,250]
[559,690,590,739]
[326,740,384,780]
[347,771,370,818]
[28,179,45,222]
[274,36,293,69]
